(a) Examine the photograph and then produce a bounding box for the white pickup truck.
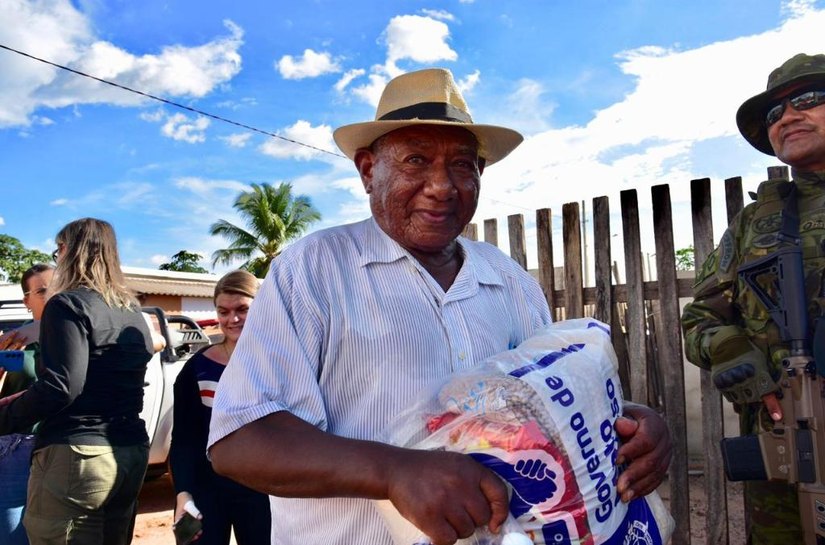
[140,307,211,477]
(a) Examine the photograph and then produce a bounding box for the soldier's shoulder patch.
[751,233,777,248]
[719,230,735,273]
[753,213,782,234]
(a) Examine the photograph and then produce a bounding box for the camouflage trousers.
[744,480,802,544]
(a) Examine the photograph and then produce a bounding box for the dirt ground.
[132,474,237,545]
[131,472,745,544]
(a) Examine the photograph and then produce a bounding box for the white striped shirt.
[208,217,552,545]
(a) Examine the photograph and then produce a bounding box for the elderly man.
[209,68,671,545]
[683,53,825,544]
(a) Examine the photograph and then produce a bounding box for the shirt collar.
[359,217,504,287]
[792,169,825,186]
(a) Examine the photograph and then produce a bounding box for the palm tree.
[209,183,321,277]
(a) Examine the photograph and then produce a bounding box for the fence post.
[562,202,584,318]
[652,184,691,544]
[593,197,631,394]
[620,189,648,403]
[484,218,499,246]
[508,214,527,270]
[690,177,730,544]
[592,197,612,325]
[536,209,556,315]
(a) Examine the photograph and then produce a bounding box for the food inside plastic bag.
[377,318,675,545]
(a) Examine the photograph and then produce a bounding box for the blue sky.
[1,0,824,275]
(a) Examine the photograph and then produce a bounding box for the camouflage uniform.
[682,170,825,544]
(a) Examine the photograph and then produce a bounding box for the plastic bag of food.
[377,318,674,544]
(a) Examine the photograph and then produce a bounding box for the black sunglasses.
[765,89,825,127]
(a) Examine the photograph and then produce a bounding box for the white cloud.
[342,13,461,107]
[350,73,389,107]
[498,78,555,134]
[258,120,336,161]
[0,2,243,128]
[150,254,168,265]
[468,4,825,268]
[50,198,68,206]
[277,49,341,80]
[782,0,816,18]
[220,132,252,148]
[457,70,480,94]
[161,113,210,143]
[421,9,455,22]
[382,15,457,76]
[0,216,4,226]
[173,177,250,198]
[139,109,165,122]
[335,69,366,92]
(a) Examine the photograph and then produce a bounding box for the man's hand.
[614,403,672,502]
[385,449,509,545]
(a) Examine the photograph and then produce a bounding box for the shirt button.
[458,352,466,360]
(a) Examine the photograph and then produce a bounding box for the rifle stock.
[721,245,825,544]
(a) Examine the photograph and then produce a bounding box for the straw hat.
[736,53,825,156]
[333,68,523,165]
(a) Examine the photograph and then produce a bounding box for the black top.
[0,287,152,448]
[169,348,224,495]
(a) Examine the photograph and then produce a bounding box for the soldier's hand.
[709,326,779,404]
[385,449,509,545]
[762,392,783,421]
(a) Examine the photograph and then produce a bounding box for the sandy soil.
[131,472,744,544]
[132,474,176,544]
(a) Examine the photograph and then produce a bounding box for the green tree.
[675,246,695,271]
[0,234,52,283]
[159,250,209,273]
[209,183,321,277]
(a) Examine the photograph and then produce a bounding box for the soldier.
[682,52,825,544]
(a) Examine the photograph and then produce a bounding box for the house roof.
[122,267,220,298]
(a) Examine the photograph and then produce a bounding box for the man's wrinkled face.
[767,84,825,172]
[355,125,484,255]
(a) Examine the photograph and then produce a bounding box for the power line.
[0,43,346,159]
[1,42,538,212]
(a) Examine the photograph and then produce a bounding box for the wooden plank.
[652,184,691,544]
[508,214,527,270]
[767,165,790,182]
[620,189,648,403]
[462,222,478,241]
[546,278,694,307]
[536,209,556,314]
[724,177,744,224]
[691,177,729,545]
[592,197,612,324]
[484,218,499,247]
[562,202,584,318]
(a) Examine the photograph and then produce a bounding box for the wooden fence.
[461,166,790,544]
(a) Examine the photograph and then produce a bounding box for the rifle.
[720,184,825,544]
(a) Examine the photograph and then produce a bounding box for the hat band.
[378,102,472,123]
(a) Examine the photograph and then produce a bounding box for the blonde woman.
[0,218,153,545]
[169,270,270,545]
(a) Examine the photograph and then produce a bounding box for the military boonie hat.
[736,53,825,156]
[333,68,523,166]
